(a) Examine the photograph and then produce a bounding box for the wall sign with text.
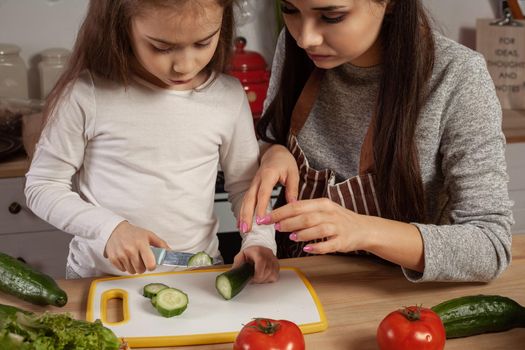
[476,18,525,109]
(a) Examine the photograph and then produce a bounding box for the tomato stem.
[249,318,281,335]
[400,305,422,321]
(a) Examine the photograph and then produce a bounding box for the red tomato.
[377,306,446,350]
[233,318,305,350]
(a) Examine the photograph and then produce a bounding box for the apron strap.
[359,118,375,174]
[290,69,325,136]
[289,68,376,175]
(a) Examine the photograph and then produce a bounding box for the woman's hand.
[266,199,425,271]
[104,221,170,274]
[270,198,371,254]
[239,144,299,233]
[232,246,280,283]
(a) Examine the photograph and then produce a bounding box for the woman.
[237,0,514,282]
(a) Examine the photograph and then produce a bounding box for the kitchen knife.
[151,247,195,267]
[151,247,214,267]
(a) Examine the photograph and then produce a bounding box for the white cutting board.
[86,267,327,348]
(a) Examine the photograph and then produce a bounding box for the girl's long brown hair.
[42,0,234,128]
[257,0,435,223]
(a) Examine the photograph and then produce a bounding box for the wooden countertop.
[1,109,524,179]
[0,154,28,179]
[1,235,525,349]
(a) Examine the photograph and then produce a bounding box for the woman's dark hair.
[257,0,435,223]
[42,0,234,128]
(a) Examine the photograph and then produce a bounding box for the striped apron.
[277,69,383,258]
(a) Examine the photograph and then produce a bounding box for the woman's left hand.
[232,246,280,283]
[270,198,372,254]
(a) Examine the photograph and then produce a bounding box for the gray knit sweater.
[265,31,514,282]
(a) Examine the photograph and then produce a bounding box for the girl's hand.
[271,198,372,254]
[239,144,299,233]
[232,246,280,283]
[104,221,170,274]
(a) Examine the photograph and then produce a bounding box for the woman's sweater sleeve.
[403,53,514,282]
[24,74,126,244]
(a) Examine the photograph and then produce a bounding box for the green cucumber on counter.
[215,263,255,300]
[0,251,67,307]
[431,295,525,338]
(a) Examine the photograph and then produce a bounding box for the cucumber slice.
[143,283,169,299]
[154,288,189,317]
[151,295,157,307]
[215,263,255,300]
[187,251,213,267]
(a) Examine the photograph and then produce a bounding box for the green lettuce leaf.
[0,304,121,350]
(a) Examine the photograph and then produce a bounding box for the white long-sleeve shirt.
[25,71,276,277]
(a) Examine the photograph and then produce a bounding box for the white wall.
[0,0,278,99]
[0,0,88,98]
[424,0,500,49]
[0,0,505,99]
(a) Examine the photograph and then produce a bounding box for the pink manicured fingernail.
[289,197,297,203]
[303,246,313,252]
[274,222,281,231]
[289,233,297,241]
[240,221,248,233]
[256,214,272,225]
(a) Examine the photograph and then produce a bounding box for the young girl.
[239,0,514,282]
[25,0,279,281]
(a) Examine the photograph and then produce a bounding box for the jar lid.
[230,37,267,72]
[0,44,21,55]
[41,48,71,59]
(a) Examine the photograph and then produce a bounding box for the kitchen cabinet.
[506,142,525,233]
[0,231,72,278]
[0,177,72,278]
[503,109,525,234]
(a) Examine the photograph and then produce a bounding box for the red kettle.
[228,37,270,119]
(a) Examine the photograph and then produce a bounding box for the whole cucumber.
[215,263,255,300]
[0,252,67,307]
[431,294,525,338]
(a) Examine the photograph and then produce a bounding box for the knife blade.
[150,247,196,267]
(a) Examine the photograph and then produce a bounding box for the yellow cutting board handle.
[100,289,130,326]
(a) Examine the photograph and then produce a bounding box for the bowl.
[0,97,43,159]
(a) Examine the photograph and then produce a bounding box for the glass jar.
[38,48,70,98]
[0,44,28,99]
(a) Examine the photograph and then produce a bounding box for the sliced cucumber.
[143,283,169,299]
[187,251,213,267]
[154,288,189,317]
[215,263,255,300]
